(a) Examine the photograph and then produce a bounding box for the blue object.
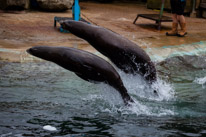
[54,0,89,33]
[59,27,70,33]
[72,0,81,21]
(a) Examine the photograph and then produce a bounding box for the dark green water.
[0,55,206,137]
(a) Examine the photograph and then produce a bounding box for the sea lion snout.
[26,48,32,55]
[60,20,72,30]
[26,47,43,56]
[26,47,37,55]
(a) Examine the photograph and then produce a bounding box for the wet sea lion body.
[27,46,134,105]
[61,21,157,84]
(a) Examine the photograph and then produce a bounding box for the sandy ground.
[0,1,206,62]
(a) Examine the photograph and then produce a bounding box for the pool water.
[0,55,206,137]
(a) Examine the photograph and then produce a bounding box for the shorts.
[170,0,186,15]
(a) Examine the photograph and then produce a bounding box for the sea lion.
[27,46,134,105]
[60,20,157,84]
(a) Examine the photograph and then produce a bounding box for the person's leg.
[166,14,178,36]
[176,0,187,37]
[172,14,178,23]
[166,0,178,36]
[176,14,187,36]
[177,15,186,23]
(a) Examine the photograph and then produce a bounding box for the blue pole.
[72,0,81,21]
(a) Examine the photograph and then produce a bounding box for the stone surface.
[0,0,30,10]
[0,1,206,62]
[36,0,74,11]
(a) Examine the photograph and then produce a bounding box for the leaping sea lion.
[60,20,157,84]
[27,46,134,105]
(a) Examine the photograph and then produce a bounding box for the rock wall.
[0,0,30,10]
[36,0,74,11]
[0,0,74,11]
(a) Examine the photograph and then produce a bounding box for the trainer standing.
[166,0,187,37]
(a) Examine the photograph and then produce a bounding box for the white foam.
[118,70,175,102]
[121,101,175,116]
[98,83,124,105]
[43,125,57,131]
[194,77,206,87]
[151,79,175,101]
[90,69,175,116]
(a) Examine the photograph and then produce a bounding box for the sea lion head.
[27,46,60,62]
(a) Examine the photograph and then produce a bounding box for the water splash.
[121,71,175,116]
[98,83,124,106]
[151,79,175,101]
[137,39,152,49]
[120,101,175,116]
[194,77,206,88]
[85,70,175,116]
[118,70,175,101]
